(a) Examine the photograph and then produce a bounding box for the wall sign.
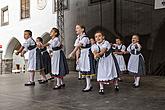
[155,0,165,9]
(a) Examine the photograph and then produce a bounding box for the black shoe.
[132,83,135,87]
[25,81,35,86]
[61,84,65,88]
[48,77,54,80]
[118,79,123,82]
[78,78,82,80]
[133,85,140,88]
[115,85,119,91]
[39,80,48,84]
[99,89,104,95]
[82,86,92,92]
[53,85,61,90]
[38,79,42,82]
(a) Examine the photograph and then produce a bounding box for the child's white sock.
[56,78,60,86]
[84,76,91,90]
[60,78,64,85]
[78,72,81,78]
[99,82,104,90]
[114,79,119,86]
[30,72,35,82]
[135,77,140,86]
[134,76,137,84]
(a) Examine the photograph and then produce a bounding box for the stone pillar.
[3,59,13,74]
[0,50,3,75]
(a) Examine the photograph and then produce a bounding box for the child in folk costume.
[127,35,145,88]
[113,37,127,81]
[89,37,98,80]
[90,38,100,75]
[74,35,83,80]
[16,30,43,86]
[94,32,119,95]
[45,28,69,89]
[69,24,95,92]
[36,37,51,84]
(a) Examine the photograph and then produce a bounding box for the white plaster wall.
[0,0,57,59]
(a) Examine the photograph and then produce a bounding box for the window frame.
[1,6,9,26]
[20,0,30,19]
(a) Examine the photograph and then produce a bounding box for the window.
[1,6,9,26]
[20,0,30,19]
[53,0,69,13]
[89,0,111,5]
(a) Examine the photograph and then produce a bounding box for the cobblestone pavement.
[0,72,165,110]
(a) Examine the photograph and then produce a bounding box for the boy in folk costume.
[113,37,127,81]
[69,24,95,92]
[93,32,119,95]
[16,30,43,86]
[126,35,145,88]
[45,28,69,89]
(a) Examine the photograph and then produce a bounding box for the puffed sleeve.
[136,43,141,51]
[102,41,109,50]
[54,38,61,47]
[91,44,99,53]
[79,37,89,47]
[121,45,126,52]
[23,39,30,52]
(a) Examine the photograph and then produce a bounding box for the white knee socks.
[30,71,35,82]
[85,76,91,90]
[135,77,140,86]
[99,82,104,90]
[78,72,81,78]
[60,78,64,85]
[56,78,60,86]
[134,76,137,85]
[114,79,119,86]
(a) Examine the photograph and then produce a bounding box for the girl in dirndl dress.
[94,32,119,95]
[74,36,83,80]
[45,28,69,89]
[113,37,127,81]
[127,35,145,88]
[89,38,97,80]
[36,37,51,84]
[69,24,95,92]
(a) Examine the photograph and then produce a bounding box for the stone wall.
[0,59,13,74]
[0,59,76,75]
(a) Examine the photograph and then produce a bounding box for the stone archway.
[41,32,51,44]
[4,37,22,74]
[5,37,21,59]
[87,26,116,43]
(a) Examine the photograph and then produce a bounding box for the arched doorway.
[87,26,116,42]
[5,37,21,59]
[4,37,24,74]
